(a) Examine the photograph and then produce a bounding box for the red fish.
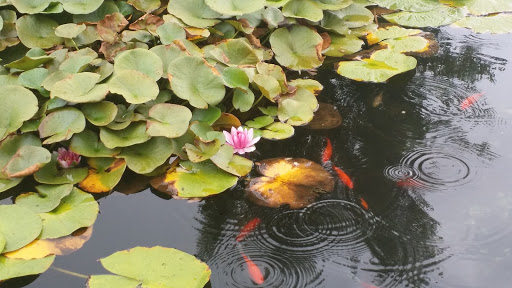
[360,198,368,210]
[322,137,333,164]
[361,283,380,288]
[333,166,354,189]
[460,92,484,110]
[241,252,264,285]
[236,217,262,242]
[396,178,421,188]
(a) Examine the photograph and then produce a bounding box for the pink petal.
[223,131,234,145]
[234,148,246,154]
[233,132,241,149]
[247,128,254,141]
[243,146,256,153]
[248,136,261,146]
[237,126,244,133]
[231,126,237,135]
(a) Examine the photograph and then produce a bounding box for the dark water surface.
[3,27,512,288]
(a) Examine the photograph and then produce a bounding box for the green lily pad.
[383,6,465,28]
[0,134,41,179]
[261,122,295,140]
[11,0,52,14]
[59,52,97,74]
[0,178,23,193]
[205,0,265,15]
[246,116,274,129]
[5,48,54,70]
[2,146,51,178]
[87,275,142,288]
[152,161,237,197]
[0,85,39,141]
[156,22,186,45]
[442,0,512,16]
[100,122,151,149]
[55,23,86,38]
[208,38,261,66]
[42,71,72,91]
[127,0,161,12]
[0,233,4,252]
[51,73,109,103]
[168,55,225,109]
[16,15,63,49]
[0,204,42,252]
[323,34,364,57]
[18,68,49,89]
[167,0,221,28]
[39,187,99,239]
[33,153,88,185]
[253,74,281,102]
[0,255,55,281]
[82,101,118,127]
[118,137,174,174]
[222,67,249,89]
[270,25,324,70]
[233,88,255,112]
[72,0,118,22]
[79,158,126,193]
[366,26,422,45]
[369,0,443,12]
[184,139,222,163]
[149,44,189,76]
[454,14,512,34]
[322,4,374,33]
[146,104,192,138]
[109,70,160,104]
[69,129,121,157]
[210,145,253,176]
[256,62,288,93]
[282,0,324,22]
[38,107,86,144]
[15,184,74,213]
[91,246,211,288]
[61,0,104,14]
[114,48,163,81]
[337,49,417,82]
[191,107,222,125]
[380,35,430,53]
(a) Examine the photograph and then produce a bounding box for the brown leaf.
[97,13,129,44]
[129,13,164,34]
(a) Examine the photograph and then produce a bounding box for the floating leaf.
[0,205,42,252]
[38,107,86,144]
[5,48,54,70]
[270,25,324,70]
[168,55,225,109]
[261,122,295,140]
[0,85,39,141]
[278,87,318,126]
[208,38,261,66]
[61,0,104,14]
[51,73,109,103]
[222,67,249,89]
[127,0,161,12]
[146,104,192,138]
[210,145,253,176]
[0,134,41,180]
[69,129,121,157]
[156,22,186,45]
[18,68,49,89]
[88,246,211,288]
[322,4,374,33]
[247,158,334,208]
[366,26,422,45]
[16,15,63,48]
[212,113,242,131]
[109,70,160,104]
[79,158,126,193]
[369,0,443,12]
[114,48,163,80]
[82,101,118,127]
[3,146,51,178]
[282,0,324,22]
[191,106,222,125]
[245,116,274,129]
[39,187,99,239]
[184,139,222,163]
[336,49,417,82]
[87,275,142,288]
[34,153,88,185]
[15,184,74,213]
[0,255,55,281]
[306,103,342,129]
[205,0,265,15]
[4,226,92,260]
[453,14,512,34]
[167,0,221,28]
[380,35,430,53]
[100,122,151,149]
[0,178,23,193]
[442,0,512,16]
[233,88,255,112]
[118,137,174,174]
[11,0,52,14]
[383,6,464,28]
[151,161,237,198]
[55,23,86,38]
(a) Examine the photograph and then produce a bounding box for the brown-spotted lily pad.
[247,158,334,209]
[79,158,126,193]
[306,103,342,130]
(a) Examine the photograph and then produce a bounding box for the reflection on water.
[4,27,512,288]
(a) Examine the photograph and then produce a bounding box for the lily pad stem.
[51,266,88,279]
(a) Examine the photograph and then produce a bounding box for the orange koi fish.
[460,92,484,110]
[236,217,261,242]
[241,252,265,285]
[322,137,333,164]
[333,166,354,189]
[360,198,368,210]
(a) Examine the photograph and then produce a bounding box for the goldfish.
[241,252,265,285]
[460,92,484,110]
[236,217,262,242]
[333,166,354,189]
[322,137,333,164]
[360,197,368,210]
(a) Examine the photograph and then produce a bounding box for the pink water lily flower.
[57,148,81,169]
[223,127,261,155]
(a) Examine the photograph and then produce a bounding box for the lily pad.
[18,68,49,89]
[306,103,342,129]
[16,15,63,48]
[442,0,512,16]
[15,184,74,213]
[61,0,104,14]
[184,139,222,163]
[209,38,262,66]
[366,26,422,45]
[205,0,265,15]
[38,107,86,144]
[38,187,99,239]
[278,87,318,126]
[383,6,465,28]
[127,0,161,12]
[210,145,253,176]
[5,48,54,70]
[0,205,42,252]
[89,246,211,288]
[323,34,364,57]
[156,22,186,45]
[118,137,174,174]
[369,0,443,12]
[4,226,92,259]
[0,134,41,179]
[82,101,118,126]
[247,158,334,208]
[337,49,417,82]
[100,122,151,149]
[109,70,160,104]
[245,116,274,129]
[33,153,89,185]
[167,0,221,28]
[222,67,249,89]
[0,255,55,281]
[261,122,295,140]
[146,104,192,138]
[55,23,86,38]
[11,0,53,14]
[88,275,142,288]
[168,55,225,109]
[114,48,163,80]
[0,178,23,193]
[453,14,512,34]
[151,161,237,198]
[51,73,109,103]
[270,25,324,70]
[79,158,126,193]
[233,88,255,112]
[0,85,39,141]
[2,146,51,178]
[69,129,121,157]
[191,106,222,125]
[380,35,431,53]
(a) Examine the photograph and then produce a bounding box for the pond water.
[3,27,512,288]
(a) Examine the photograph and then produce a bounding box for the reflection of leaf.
[247,158,334,209]
[306,103,342,130]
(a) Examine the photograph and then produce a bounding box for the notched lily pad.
[146,104,192,138]
[15,184,74,213]
[210,145,253,176]
[247,158,334,209]
[118,137,174,174]
[34,153,88,185]
[38,107,86,144]
[69,129,121,158]
[261,122,295,140]
[79,158,126,193]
